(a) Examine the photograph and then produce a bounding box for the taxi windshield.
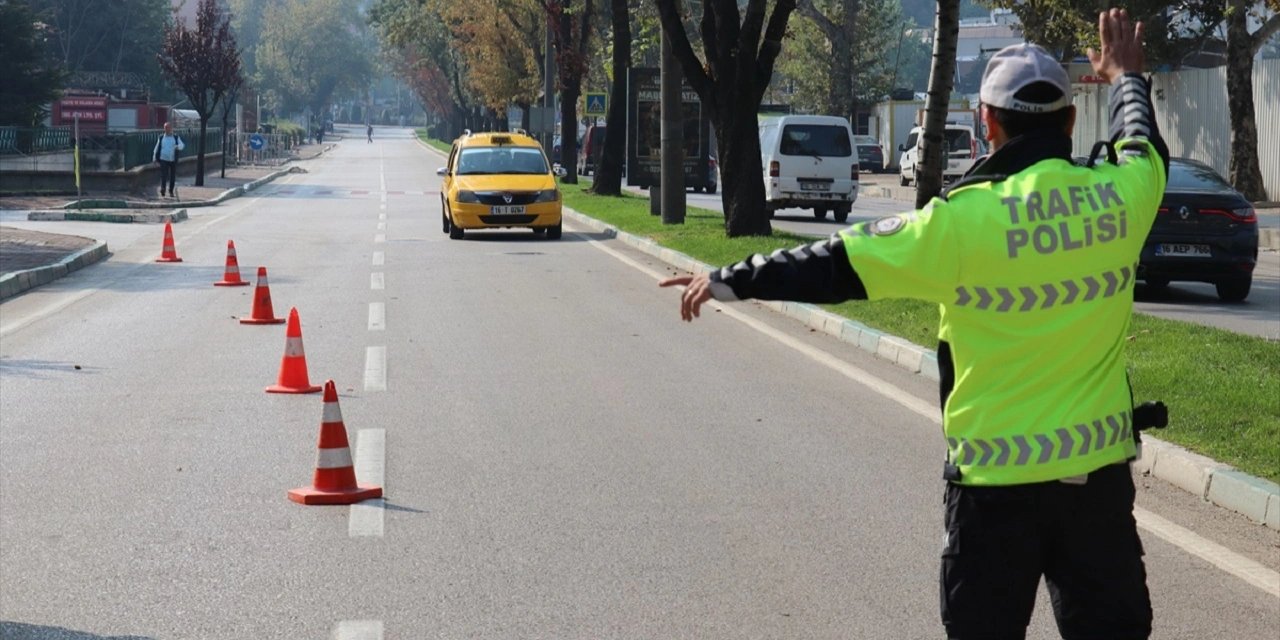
[456,147,548,175]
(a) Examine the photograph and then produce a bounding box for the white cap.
[979,43,1071,113]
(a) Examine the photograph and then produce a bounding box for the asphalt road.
[617,175,1280,341]
[1,126,1276,638]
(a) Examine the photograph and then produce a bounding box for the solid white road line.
[364,346,387,391]
[349,429,386,538]
[1135,509,1279,598]
[370,273,384,290]
[578,228,1280,599]
[368,302,385,331]
[334,619,383,639]
[371,251,384,266]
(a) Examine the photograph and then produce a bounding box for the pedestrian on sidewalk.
[153,122,185,199]
[367,123,373,143]
[661,9,1168,639]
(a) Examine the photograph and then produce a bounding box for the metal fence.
[0,126,220,171]
[0,126,74,155]
[225,131,303,167]
[1071,57,1280,201]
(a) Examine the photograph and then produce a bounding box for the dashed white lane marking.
[368,302,385,331]
[579,228,1280,599]
[334,618,383,639]
[379,213,386,220]
[371,251,384,266]
[349,429,386,538]
[370,273,384,290]
[1135,509,1279,598]
[380,203,386,210]
[363,346,387,391]
[374,233,385,243]
[376,222,385,231]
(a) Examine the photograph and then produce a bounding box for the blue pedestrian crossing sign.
[585,92,607,116]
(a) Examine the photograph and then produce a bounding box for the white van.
[897,123,983,186]
[758,115,859,222]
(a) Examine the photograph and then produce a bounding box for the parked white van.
[897,123,983,186]
[758,115,859,222]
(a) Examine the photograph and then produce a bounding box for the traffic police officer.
[661,9,1169,639]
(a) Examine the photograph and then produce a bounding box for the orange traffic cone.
[213,240,250,286]
[288,380,383,505]
[266,307,321,394]
[240,267,286,325]
[155,222,182,262]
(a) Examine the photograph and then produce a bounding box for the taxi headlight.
[456,190,479,203]
[533,189,559,203]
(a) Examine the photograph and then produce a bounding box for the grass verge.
[415,130,452,155]
[561,183,1280,483]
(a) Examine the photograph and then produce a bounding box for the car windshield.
[456,147,548,175]
[1167,160,1233,192]
[944,129,972,154]
[779,124,852,157]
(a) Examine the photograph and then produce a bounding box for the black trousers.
[158,160,177,194]
[940,463,1152,640]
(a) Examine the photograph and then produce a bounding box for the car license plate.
[490,205,525,215]
[1155,243,1211,257]
[800,182,829,191]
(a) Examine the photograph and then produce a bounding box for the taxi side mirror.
[436,167,447,176]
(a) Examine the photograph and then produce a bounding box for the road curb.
[0,240,109,301]
[562,205,1280,528]
[59,165,301,210]
[27,208,188,224]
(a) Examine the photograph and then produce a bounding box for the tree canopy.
[255,0,375,116]
[0,0,65,127]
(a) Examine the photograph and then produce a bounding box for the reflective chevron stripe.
[953,264,1136,311]
[947,410,1133,468]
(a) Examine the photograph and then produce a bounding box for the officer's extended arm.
[706,234,868,303]
[1107,74,1169,175]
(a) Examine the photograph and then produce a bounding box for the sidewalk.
[0,143,334,299]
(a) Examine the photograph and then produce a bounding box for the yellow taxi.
[436,131,563,239]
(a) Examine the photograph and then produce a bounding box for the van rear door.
[777,123,853,189]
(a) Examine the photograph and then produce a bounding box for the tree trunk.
[518,101,531,133]
[1225,1,1267,202]
[717,101,771,236]
[220,111,229,179]
[915,0,959,208]
[560,82,581,184]
[195,118,208,187]
[591,0,629,196]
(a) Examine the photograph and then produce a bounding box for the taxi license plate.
[490,205,525,215]
[1155,243,1211,257]
[800,182,829,191]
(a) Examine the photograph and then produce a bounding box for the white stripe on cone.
[316,447,354,469]
[284,337,305,357]
[322,402,343,424]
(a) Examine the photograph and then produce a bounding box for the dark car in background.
[854,135,885,173]
[1141,157,1258,302]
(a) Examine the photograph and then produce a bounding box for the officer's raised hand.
[1087,8,1146,83]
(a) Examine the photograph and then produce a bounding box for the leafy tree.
[785,0,907,118]
[541,0,596,184]
[655,0,799,237]
[1224,0,1280,200]
[255,0,374,118]
[31,0,171,96]
[157,0,242,186]
[443,0,542,120]
[0,0,65,127]
[915,0,960,207]
[370,0,476,138]
[591,0,631,195]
